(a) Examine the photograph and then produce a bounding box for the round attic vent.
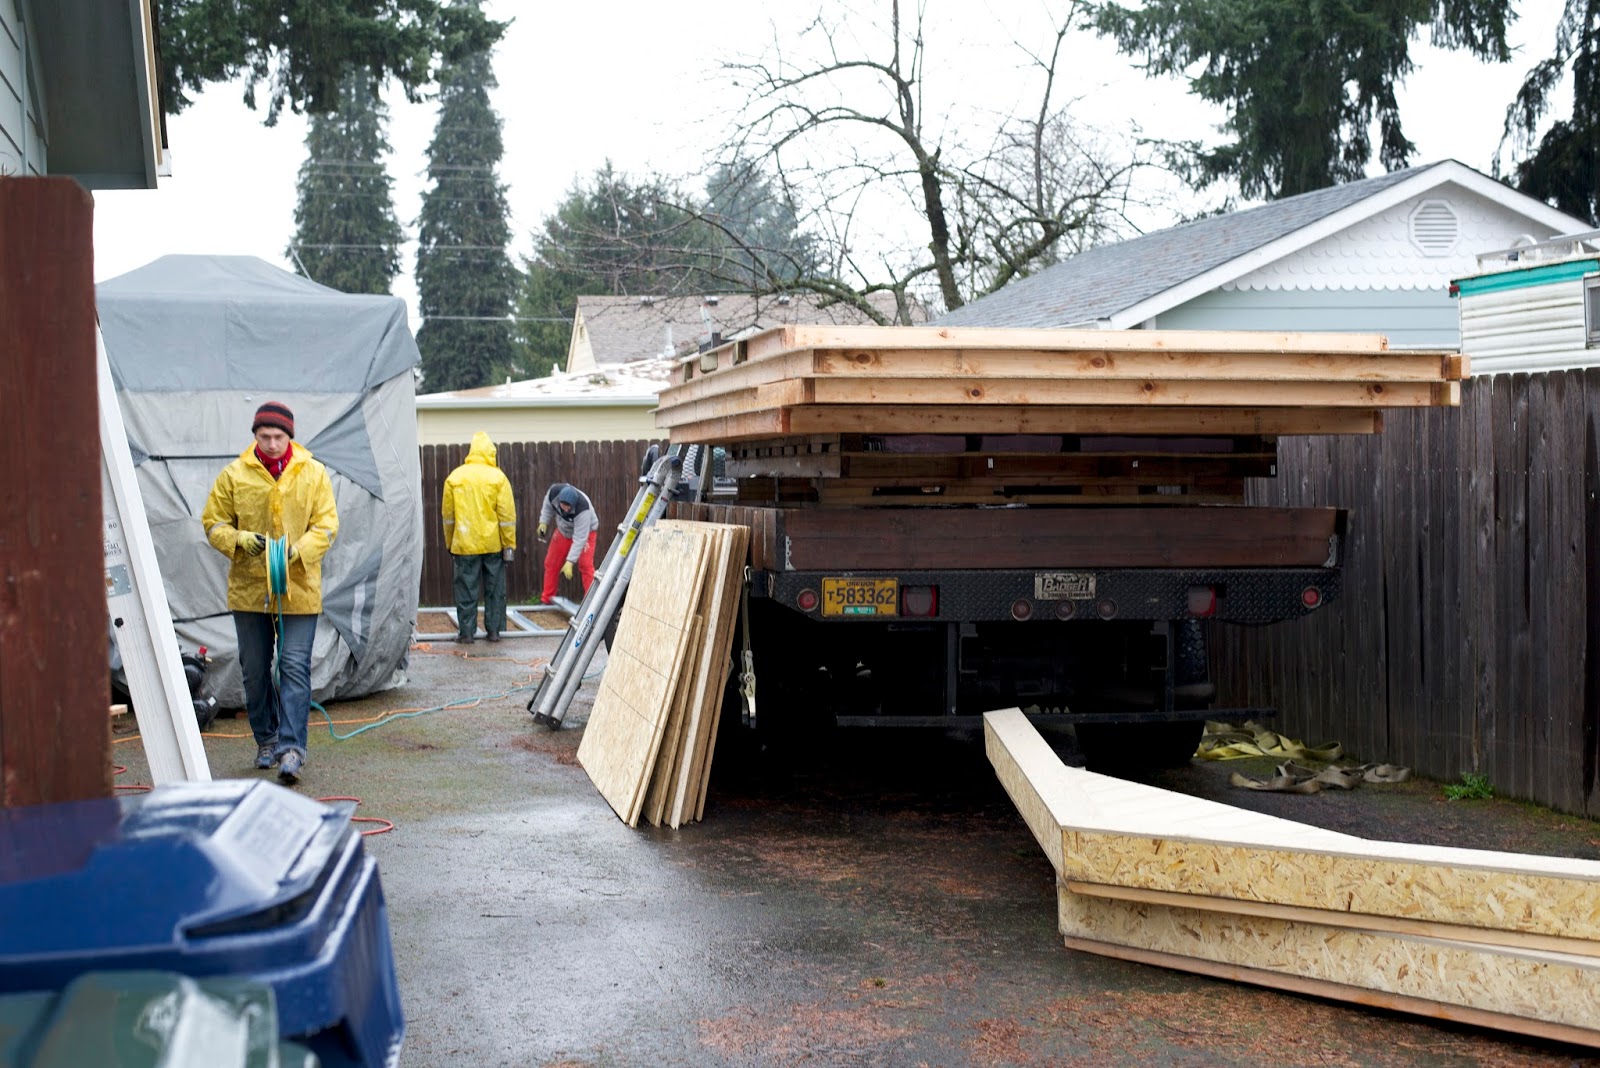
[1409,199,1459,256]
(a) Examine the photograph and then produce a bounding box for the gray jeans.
[452,552,507,636]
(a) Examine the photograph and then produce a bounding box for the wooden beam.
[798,376,1447,408]
[779,506,1340,568]
[694,325,1397,362]
[0,179,110,807]
[807,347,1458,382]
[666,406,1381,442]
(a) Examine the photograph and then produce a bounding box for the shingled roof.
[936,164,1441,329]
[571,291,920,369]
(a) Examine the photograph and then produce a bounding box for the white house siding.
[1224,187,1555,295]
[1152,287,1459,349]
[1457,267,1598,375]
[415,404,658,447]
[0,0,44,177]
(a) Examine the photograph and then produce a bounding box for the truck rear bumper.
[758,566,1339,625]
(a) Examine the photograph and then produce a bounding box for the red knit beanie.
[252,401,295,438]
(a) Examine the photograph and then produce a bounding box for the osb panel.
[1058,890,1600,1032]
[671,525,747,827]
[577,525,712,824]
[1064,829,1600,942]
[984,708,1074,873]
[984,711,1600,941]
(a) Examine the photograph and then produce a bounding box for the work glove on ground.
[502,548,514,562]
[537,523,548,539]
[562,561,575,580]
[235,531,266,556]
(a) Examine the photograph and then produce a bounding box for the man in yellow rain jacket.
[442,431,517,644]
[201,401,339,785]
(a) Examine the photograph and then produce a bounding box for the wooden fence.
[419,439,659,608]
[1215,369,1600,816]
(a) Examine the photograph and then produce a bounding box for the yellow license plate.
[822,578,898,617]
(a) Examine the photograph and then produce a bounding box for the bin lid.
[0,781,354,958]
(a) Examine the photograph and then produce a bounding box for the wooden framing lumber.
[692,326,1401,370]
[664,405,1384,443]
[657,325,1459,447]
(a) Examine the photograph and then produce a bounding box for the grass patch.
[1443,773,1494,801]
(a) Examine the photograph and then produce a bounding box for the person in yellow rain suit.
[441,431,518,644]
[201,401,339,785]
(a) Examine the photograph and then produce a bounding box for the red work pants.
[542,529,597,602]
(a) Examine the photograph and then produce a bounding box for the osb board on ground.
[650,521,749,828]
[983,708,1600,941]
[577,524,712,825]
[1058,890,1600,1041]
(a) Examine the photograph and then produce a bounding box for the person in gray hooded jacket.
[538,483,598,603]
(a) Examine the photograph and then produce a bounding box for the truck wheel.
[1074,720,1204,773]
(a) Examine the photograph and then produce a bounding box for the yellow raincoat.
[201,443,339,614]
[442,432,517,556]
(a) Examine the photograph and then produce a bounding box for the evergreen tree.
[415,1,515,393]
[1094,0,1513,199]
[157,0,503,124]
[511,163,723,377]
[287,71,403,296]
[704,161,821,287]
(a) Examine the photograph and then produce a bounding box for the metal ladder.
[526,451,683,728]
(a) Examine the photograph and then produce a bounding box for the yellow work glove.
[562,561,575,580]
[287,543,299,562]
[235,531,266,556]
[537,523,548,539]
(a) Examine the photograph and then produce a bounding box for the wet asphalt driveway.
[116,636,1600,1067]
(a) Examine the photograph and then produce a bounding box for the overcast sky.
[91,0,1572,328]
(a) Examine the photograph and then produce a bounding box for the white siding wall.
[1224,188,1554,293]
[1459,278,1596,375]
[416,404,658,447]
[0,0,45,177]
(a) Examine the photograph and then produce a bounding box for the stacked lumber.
[655,326,1468,444]
[576,520,750,828]
[984,708,1600,1047]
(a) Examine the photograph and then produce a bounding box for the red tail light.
[1301,587,1322,609]
[1187,586,1217,617]
[900,586,938,617]
[797,588,819,612]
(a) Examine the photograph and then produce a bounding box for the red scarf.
[256,442,293,480]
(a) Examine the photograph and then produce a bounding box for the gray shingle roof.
[577,291,923,366]
[936,165,1440,328]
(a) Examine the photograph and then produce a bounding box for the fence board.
[419,439,660,607]
[1216,368,1600,816]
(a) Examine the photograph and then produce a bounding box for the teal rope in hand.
[266,535,291,598]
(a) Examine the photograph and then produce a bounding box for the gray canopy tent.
[98,255,423,707]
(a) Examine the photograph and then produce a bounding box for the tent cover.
[98,255,423,707]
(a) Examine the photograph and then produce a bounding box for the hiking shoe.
[454,633,475,644]
[277,749,304,784]
[486,631,501,643]
[255,742,279,769]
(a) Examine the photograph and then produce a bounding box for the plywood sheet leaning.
[982,708,1600,1046]
[679,523,750,826]
[640,606,707,829]
[576,523,712,825]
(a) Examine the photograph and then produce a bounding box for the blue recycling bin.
[0,780,403,1068]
